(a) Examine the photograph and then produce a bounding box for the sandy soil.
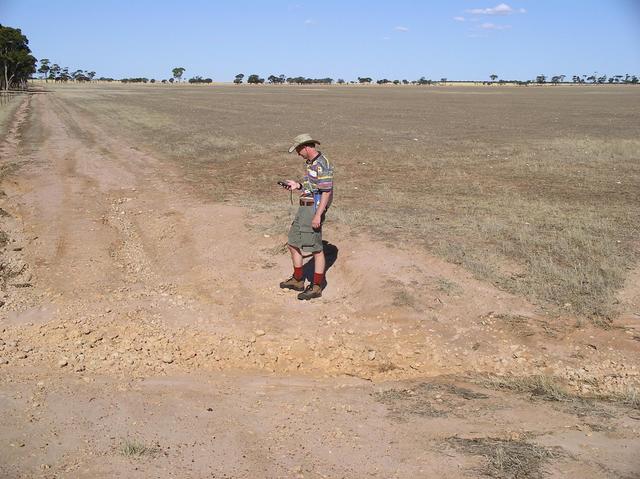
[0,92,639,478]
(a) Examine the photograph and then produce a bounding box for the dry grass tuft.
[479,374,640,410]
[481,375,571,402]
[447,436,562,479]
[119,438,160,458]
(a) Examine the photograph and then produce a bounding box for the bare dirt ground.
[0,89,639,478]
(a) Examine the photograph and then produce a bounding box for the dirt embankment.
[0,91,638,478]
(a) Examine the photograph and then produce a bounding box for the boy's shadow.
[302,241,339,288]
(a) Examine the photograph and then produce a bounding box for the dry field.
[0,84,638,478]
[60,83,640,320]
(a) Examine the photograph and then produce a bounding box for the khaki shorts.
[288,205,325,253]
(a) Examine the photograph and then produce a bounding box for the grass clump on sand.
[447,436,562,479]
[480,374,640,410]
[119,438,160,458]
[481,375,571,402]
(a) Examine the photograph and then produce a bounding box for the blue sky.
[2,0,639,81]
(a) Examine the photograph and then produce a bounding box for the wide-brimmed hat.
[288,133,321,153]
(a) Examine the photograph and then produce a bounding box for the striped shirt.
[301,153,334,200]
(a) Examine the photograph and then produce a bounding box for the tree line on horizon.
[2,24,639,90]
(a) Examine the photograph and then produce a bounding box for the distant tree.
[247,74,264,84]
[48,63,60,80]
[58,67,71,82]
[168,77,174,83]
[37,58,50,81]
[120,77,148,83]
[393,79,400,85]
[551,75,561,85]
[161,79,167,84]
[188,76,213,84]
[87,71,96,81]
[72,69,91,82]
[417,76,432,85]
[267,74,279,84]
[234,73,244,84]
[490,74,498,82]
[0,24,37,90]
[597,75,607,84]
[150,78,156,83]
[336,78,345,84]
[631,75,639,84]
[357,77,372,84]
[535,74,546,84]
[172,67,186,82]
[440,78,447,83]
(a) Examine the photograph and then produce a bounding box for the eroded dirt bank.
[0,92,638,478]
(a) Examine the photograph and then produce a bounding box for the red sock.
[313,272,324,286]
[294,266,304,281]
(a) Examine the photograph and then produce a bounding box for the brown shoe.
[280,276,305,291]
[297,284,322,301]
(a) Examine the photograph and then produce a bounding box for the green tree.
[0,24,37,90]
[490,74,498,82]
[37,57,50,81]
[48,63,60,80]
[357,77,372,84]
[172,67,186,82]
[233,73,244,84]
[247,74,264,84]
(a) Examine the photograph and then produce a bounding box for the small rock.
[254,329,266,337]
[368,350,376,361]
[58,358,68,368]
[162,354,174,364]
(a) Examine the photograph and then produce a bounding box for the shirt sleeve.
[316,157,334,192]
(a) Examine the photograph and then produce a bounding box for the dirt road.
[1,92,639,478]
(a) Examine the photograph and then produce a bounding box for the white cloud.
[382,36,391,40]
[480,22,511,30]
[453,16,465,22]
[394,26,409,32]
[466,3,524,15]
[304,19,315,25]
